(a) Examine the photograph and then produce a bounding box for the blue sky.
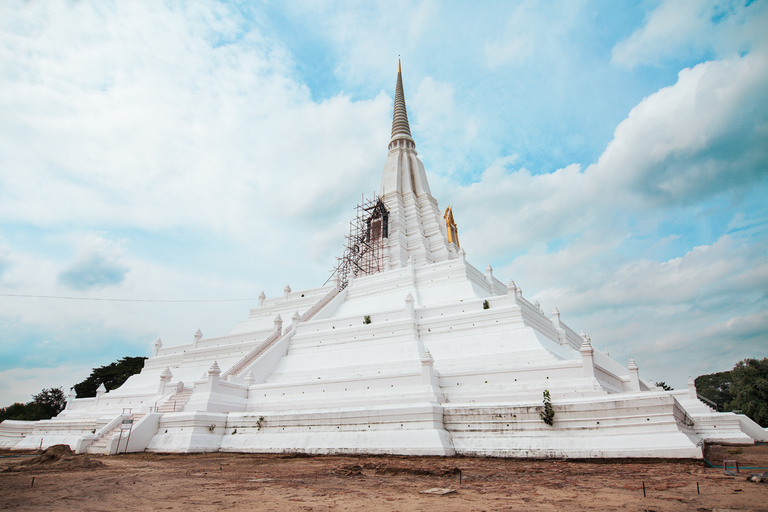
[1,0,766,406]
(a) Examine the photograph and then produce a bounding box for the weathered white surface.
[0,420,38,448]
[736,414,768,442]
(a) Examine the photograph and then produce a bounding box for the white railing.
[697,394,719,410]
[222,286,340,378]
[150,389,177,412]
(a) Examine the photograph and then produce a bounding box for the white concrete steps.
[86,413,144,454]
[157,389,193,413]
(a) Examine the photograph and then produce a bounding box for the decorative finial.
[398,58,401,73]
[160,367,173,381]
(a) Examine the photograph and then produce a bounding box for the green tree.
[0,402,33,422]
[727,358,768,427]
[654,381,673,391]
[0,387,66,422]
[73,356,147,398]
[33,387,67,418]
[694,370,734,410]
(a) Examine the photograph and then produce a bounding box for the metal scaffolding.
[328,195,389,289]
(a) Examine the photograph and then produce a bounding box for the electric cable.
[0,293,258,303]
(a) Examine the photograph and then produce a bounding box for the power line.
[0,293,259,303]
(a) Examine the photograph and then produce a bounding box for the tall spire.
[390,59,413,149]
[380,60,453,269]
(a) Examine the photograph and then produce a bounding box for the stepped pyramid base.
[4,258,766,458]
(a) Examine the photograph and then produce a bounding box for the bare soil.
[1,444,767,511]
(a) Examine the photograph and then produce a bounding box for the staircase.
[156,388,193,413]
[86,413,144,455]
[223,286,341,378]
[84,390,193,455]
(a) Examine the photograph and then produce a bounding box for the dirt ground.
[1,444,767,511]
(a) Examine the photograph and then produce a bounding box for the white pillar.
[687,376,697,399]
[507,279,519,306]
[580,332,595,378]
[207,361,221,393]
[405,292,415,320]
[65,387,76,410]
[95,383,107,405]
[153,337,163,357]
[158,368,173,394]
[421,349,439,387]
[628,359,640,391]
[258,291,266,307]
[551,307,568,346]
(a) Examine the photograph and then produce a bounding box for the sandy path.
[2,446,767,511]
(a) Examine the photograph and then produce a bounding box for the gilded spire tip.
[398,59,401,73]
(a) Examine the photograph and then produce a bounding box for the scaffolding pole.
[327,195,389,289]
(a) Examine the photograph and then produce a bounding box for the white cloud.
[520,234,768,315]
[612,0,768,69]
[592,54,768,206]
[0,0,398,303]
[58,234,129,290]
[0,365,93,406]
[652,310,768,353]
[484,1,537,69]
[0,1,391,242]
[410,77,478,177]
[447,50,768,265]
[0,238,10,279]
[450,160,595,264]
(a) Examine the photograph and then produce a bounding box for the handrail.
[222,329,282,378]
[93,413,127,439]
[222,286,340,378]
[151,388,177,412]
[299,286,340,321]
[697,394,719,410]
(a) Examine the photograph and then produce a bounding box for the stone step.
[156,391,193,413]
[85,414,145,454]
